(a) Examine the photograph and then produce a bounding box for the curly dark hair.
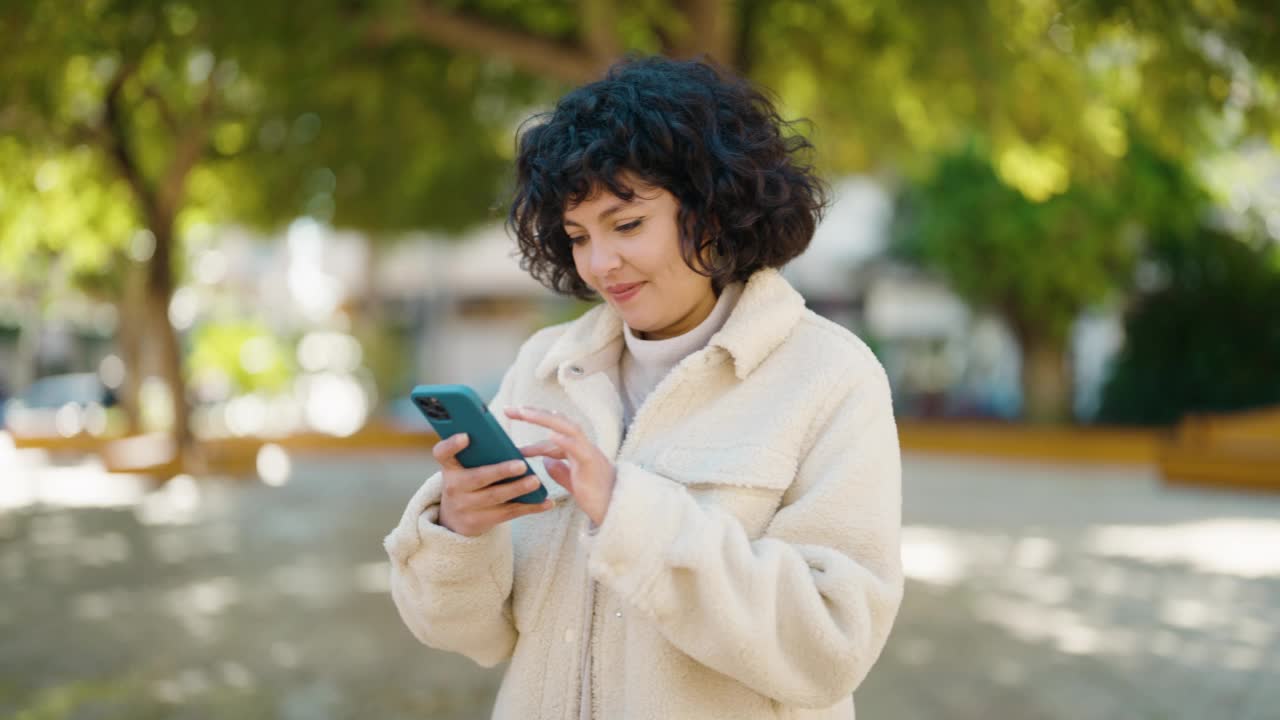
[507,55,829,300]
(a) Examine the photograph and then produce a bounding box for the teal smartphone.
[410,384,549,504]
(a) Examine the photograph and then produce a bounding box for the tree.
[890,137,1207,422]
[0,139,145,428]
[0,1,544,454]
[1098,227,1280,425]
[3,2,253,448]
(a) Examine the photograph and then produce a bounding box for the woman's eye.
[617,219,643,233]
[568,235,587,246]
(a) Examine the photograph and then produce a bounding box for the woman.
[385,55,903,719]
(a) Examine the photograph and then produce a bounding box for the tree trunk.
[99,59,205,463]
[1019,330,1073,424]
[670,0,736,67]
[113,265,145,435]
[9,293,41,396]
[146,222,193,451]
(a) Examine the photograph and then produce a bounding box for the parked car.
[2,373,116,437]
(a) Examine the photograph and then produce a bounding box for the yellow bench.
[1160,405,1280,492]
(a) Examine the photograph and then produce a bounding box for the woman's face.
[564,180,717,341]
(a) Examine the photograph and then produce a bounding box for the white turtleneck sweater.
[618,281,744,430]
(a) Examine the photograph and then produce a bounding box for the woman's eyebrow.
[564,199,642,227]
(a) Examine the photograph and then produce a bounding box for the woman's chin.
[620,311,647,328]
[620,309,656,333]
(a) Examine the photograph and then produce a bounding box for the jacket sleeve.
[584,365,904,708]
[382,367,523,668]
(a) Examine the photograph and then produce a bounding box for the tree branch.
[401,1,606,84]
[580,0,623,66]
[671,0,736,67]
[156,76,215,221]
[141,84,180,137]
[102,62,157,221]
[733,0,760,74]
[67,122,104,147]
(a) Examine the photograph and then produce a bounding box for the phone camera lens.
[417,396,451,421]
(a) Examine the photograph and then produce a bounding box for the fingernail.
[508,461,525,472]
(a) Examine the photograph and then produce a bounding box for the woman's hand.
[434,432,555,537]
[505,406,616,528]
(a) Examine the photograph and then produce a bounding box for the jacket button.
[614,611,622,618]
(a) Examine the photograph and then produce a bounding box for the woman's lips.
[607,282,645,302]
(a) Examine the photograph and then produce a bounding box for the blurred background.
[1,1,1277,718]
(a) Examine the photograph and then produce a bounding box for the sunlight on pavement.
[1085,518,1280,578]
[1,447,152,512]
[136,474,204,525]
[898,506,1280,684]
[973,596,1110,656]
[901,525,971,586]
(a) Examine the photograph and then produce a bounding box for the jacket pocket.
[651,444,798,539]
[653,444,797,491]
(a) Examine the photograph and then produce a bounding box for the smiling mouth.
[607,282,645,301]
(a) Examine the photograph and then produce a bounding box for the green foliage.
[750,0,1280,189]
[1098,230,1280,425]
[229,47,547,234]
[0,1,550,249]
[187,320,294,394]
[890,137,1204,343]
[4,0,1274,249]
[2,0,1275,266]
[0,138,137,296]
[353,320,412,404]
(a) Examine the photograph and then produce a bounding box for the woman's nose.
[590,243,622,276]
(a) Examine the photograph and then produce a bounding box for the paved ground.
[1,434,1277,719]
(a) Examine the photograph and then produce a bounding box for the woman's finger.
[504,406,584,440]
[468,497,551,531]
[543,457,573,492]
[518,441,567,460]
[432,432,468,470]
[456,459,529,493]
[548,432,590,463]
[499,498,556,522]
[475,474,543,507]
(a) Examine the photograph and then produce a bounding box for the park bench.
[1160,405,1280,492]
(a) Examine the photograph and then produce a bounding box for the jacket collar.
[534,267,806,382]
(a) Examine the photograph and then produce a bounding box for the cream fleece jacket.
[384,267,904,719]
